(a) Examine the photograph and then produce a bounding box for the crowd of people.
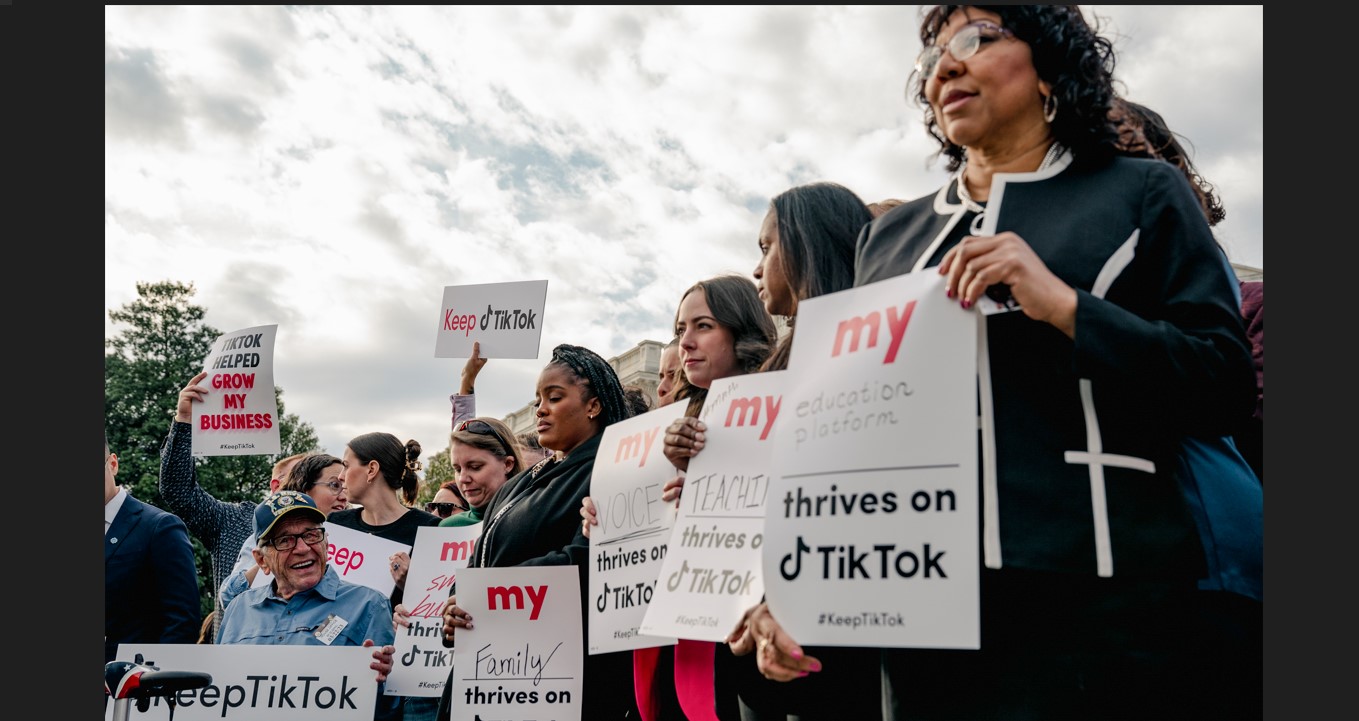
[106,5,1262,720]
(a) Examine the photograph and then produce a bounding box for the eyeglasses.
[309,480,345,493]
[915,21,1016,78]
[262,527,326,552]
[456,419,513,457]
[424,501,468,517]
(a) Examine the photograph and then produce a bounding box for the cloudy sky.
[104,5,1264,461]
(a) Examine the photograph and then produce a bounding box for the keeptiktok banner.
[587,404,684,654]
[763,271,980,649]
[192,324,280,457]
[384,523,483,697]
[434,279,549,359]
[105,644,377,720]
[452,566,583,721]
[641,370,785,642]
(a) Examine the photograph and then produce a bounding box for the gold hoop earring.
[1043,94,1058,124]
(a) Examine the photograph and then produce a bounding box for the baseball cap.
[254,490,327,545]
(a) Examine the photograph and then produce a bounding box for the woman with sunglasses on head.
[828,6,1253,718]
[440,417,527,527]
[215,453,350,616]
[437,343,641,721]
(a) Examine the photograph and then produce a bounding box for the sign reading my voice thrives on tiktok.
[434,280,549,359]
[192,324,281,457]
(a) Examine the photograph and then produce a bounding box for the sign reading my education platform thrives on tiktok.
[452,566,583,721]
[434,279,549,359]
[192,324,281,457]
[106,644,378,721]
[763,271,980,650]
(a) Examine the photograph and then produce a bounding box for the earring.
[1043,94,1059,123]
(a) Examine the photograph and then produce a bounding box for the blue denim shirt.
[219,564,395,648]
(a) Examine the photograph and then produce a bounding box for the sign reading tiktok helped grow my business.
[640,371,785,642]
[587,404,685,655]
[452,566,583,721]
[763,271,980,649]
[434,279,548,359]
[192,324,281,456]
[105,644,378,720]
[384,523,482,697]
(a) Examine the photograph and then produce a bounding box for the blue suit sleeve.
[153,512,204,644]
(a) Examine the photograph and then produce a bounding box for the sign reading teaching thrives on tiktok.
[587,404,685,655]
[384,523,482,697]
[640,371,785,642]
[763,271,980,649]
[434,279,549,359]
[192,324,281,456]
[106,644,377,720]
[252,523,411,598]
[451,566,582,721]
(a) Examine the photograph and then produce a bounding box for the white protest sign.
[763,270,980,649]
[587,404,684,654]
[384,523,483,697]
[247,522,411,597]
[640,371,784,641]
[105,644,377,720]
[192,324,281,456]
[434,279,549,359]
[451,566,582,721]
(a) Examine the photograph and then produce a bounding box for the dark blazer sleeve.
[149,507,204,644]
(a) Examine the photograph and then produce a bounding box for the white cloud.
[106,5,1264,460]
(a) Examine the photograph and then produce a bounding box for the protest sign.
[192,324,280,456]
[434,279,548,359]
[384,523,483,697]
[105,644,377,721]
[640,371,785,641]
[451,566,582,721]
[763,271,980,649]
[586,404,684,654]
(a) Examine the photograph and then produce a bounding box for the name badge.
[313,613,349,645]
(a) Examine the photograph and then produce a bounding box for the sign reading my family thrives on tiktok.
[106,644,378,720]
[640,370,786,642]
[384,523,482,698]
[451,566,583,721]
[434,279,549,359]
[587,404,685,655]
[763,271,980,649]
[192,324,281,456]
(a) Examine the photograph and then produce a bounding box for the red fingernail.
[961,299,972,309]
[798,671,810,678]
[809,661,822,671]
[946,288,955,298]
[790,649,803,659]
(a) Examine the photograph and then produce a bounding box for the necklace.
[956,142,1065,234]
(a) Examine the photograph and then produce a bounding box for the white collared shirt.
[105,486,128,536]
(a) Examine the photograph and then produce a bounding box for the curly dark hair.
[911,5,1121,172]
[1113,98,1225,227]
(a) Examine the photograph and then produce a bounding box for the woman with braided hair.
[437,343,640,721]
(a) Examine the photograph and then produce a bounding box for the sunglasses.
[457,419,514,457]
[915,20,1016,78]
[424,501,468,517]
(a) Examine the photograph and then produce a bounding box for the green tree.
[104,281,321,617]
[419,447,455,505]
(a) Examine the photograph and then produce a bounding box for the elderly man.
[218,490,398,720]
